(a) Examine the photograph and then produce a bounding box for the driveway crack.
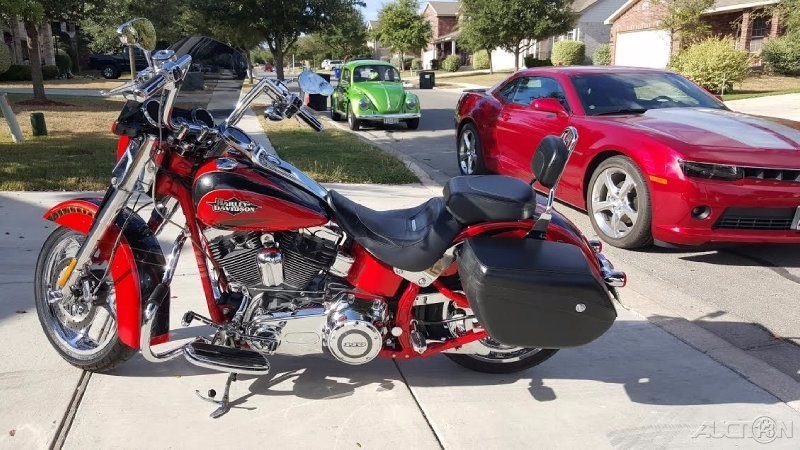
[49,370,91,449]
[392,359,445,449]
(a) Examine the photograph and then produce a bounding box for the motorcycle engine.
[205,228,339,293]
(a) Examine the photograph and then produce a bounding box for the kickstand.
[196,373,237,419]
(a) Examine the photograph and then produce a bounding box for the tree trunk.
[69,25,81,73]
[487,48,494,74]
[24,22,46,101]
[128,47,136,80]
[245,49,254,84]
[274,45,285,80]
[400,51,405,71]
[513,43,521,71]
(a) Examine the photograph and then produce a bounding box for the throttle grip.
[296,106,324,132]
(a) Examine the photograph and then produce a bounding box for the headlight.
[406,96,418,109]
[358,97,371,110]
[679,161,742,180]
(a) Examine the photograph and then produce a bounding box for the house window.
[749,17,767,53]
[558,28,581,42]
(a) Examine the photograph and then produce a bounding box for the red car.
[455,66,800,248]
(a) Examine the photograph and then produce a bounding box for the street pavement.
[334,88,800,386]
[2,188,799,448]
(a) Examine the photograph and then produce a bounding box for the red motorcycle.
[34,19,625,418]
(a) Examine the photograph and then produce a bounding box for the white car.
[328,60,344,70]
[321,59,331,70]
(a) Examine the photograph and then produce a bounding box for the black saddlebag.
[457,237,616,348]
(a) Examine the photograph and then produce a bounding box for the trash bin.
[30,112,47,136]
[419,71,435,89]
[333,67,342,80]
[307,73,330,112]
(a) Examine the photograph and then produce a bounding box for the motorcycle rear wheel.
[34,227,135,372]
[422,302,558,374]
[445,341,559,374]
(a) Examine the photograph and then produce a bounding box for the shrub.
[762,34,800,76]
[593,44,611,65]
[0,64,32,81]
[473,50,490,70]
[390,55,414,70]
[669,37,750,94]
[55,53,72,74]
[441,54,461,72]
[411,57,422,70]
[42,65,59,80]
[0,44,11,75]
[524,55,552,68]
[551,41,585,66]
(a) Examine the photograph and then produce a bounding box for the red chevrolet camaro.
[455,66,800,248]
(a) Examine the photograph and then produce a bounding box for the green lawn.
[0,95,122,191]
[255,106,418,184]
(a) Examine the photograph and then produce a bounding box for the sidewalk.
[1,187,799,448]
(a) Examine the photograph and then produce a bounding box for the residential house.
[527,0,629,65]
[366,20,391,60]
[417,0,627,71]
[605,0,784,68]
[420,1,464,69]
[2,21,56,67]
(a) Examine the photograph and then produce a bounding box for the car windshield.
[352,65,402,82]
[570,72,726,116]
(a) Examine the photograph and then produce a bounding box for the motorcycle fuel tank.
[193,159,330,231]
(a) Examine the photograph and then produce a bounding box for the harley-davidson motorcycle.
[34,19,625,418]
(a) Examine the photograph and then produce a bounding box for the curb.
[321,114,443,191]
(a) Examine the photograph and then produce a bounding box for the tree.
[193,0,357,80]
[459,0,503,73]
[776,0,800,35]
[376,0,431,71]
[657,0,714,48]
[0,0,91,100]
[499,0,576,70]
[316,6,370,61]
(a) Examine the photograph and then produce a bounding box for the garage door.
[614,29,672,68]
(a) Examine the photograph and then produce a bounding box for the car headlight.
[679,160,742,180]
[406,96,418,109]
[359,97,371,110]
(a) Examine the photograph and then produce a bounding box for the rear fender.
[43,198,169,348]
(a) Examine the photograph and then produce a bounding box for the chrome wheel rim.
[443,305,543,364]
[41,232,118,356]
[458,129,478,174]
[591,167,640,239]
[103,67,115,78]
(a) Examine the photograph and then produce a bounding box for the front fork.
[56,136,158,296]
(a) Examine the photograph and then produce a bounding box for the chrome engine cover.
[244,294,388,364]
[323,298,388,365]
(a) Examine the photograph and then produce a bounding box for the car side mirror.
[531,98,568,117]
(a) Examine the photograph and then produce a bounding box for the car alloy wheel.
[458,127,478,174]
[590,167,640,239]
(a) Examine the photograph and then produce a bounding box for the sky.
[361,0,459,20]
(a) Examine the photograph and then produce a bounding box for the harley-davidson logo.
[209,198,259,215]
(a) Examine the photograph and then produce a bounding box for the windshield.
[352,65,402,82]
[570,72,726,116]
[169,36,247,123]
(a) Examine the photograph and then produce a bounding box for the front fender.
[43,198,169,348]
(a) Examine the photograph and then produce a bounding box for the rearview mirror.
[117,18,157,53]
[531,135,570,189]
[532,98,568,117]
[299,70,334,96]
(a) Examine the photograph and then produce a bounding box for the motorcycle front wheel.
[34,227,135,371]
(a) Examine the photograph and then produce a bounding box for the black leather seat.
[444,175,537,225]
[327,190,462,272]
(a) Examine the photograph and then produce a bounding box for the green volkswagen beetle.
[331,60,421,131]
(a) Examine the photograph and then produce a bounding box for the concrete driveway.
[2,188,800,448]
[726,93,800,121]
